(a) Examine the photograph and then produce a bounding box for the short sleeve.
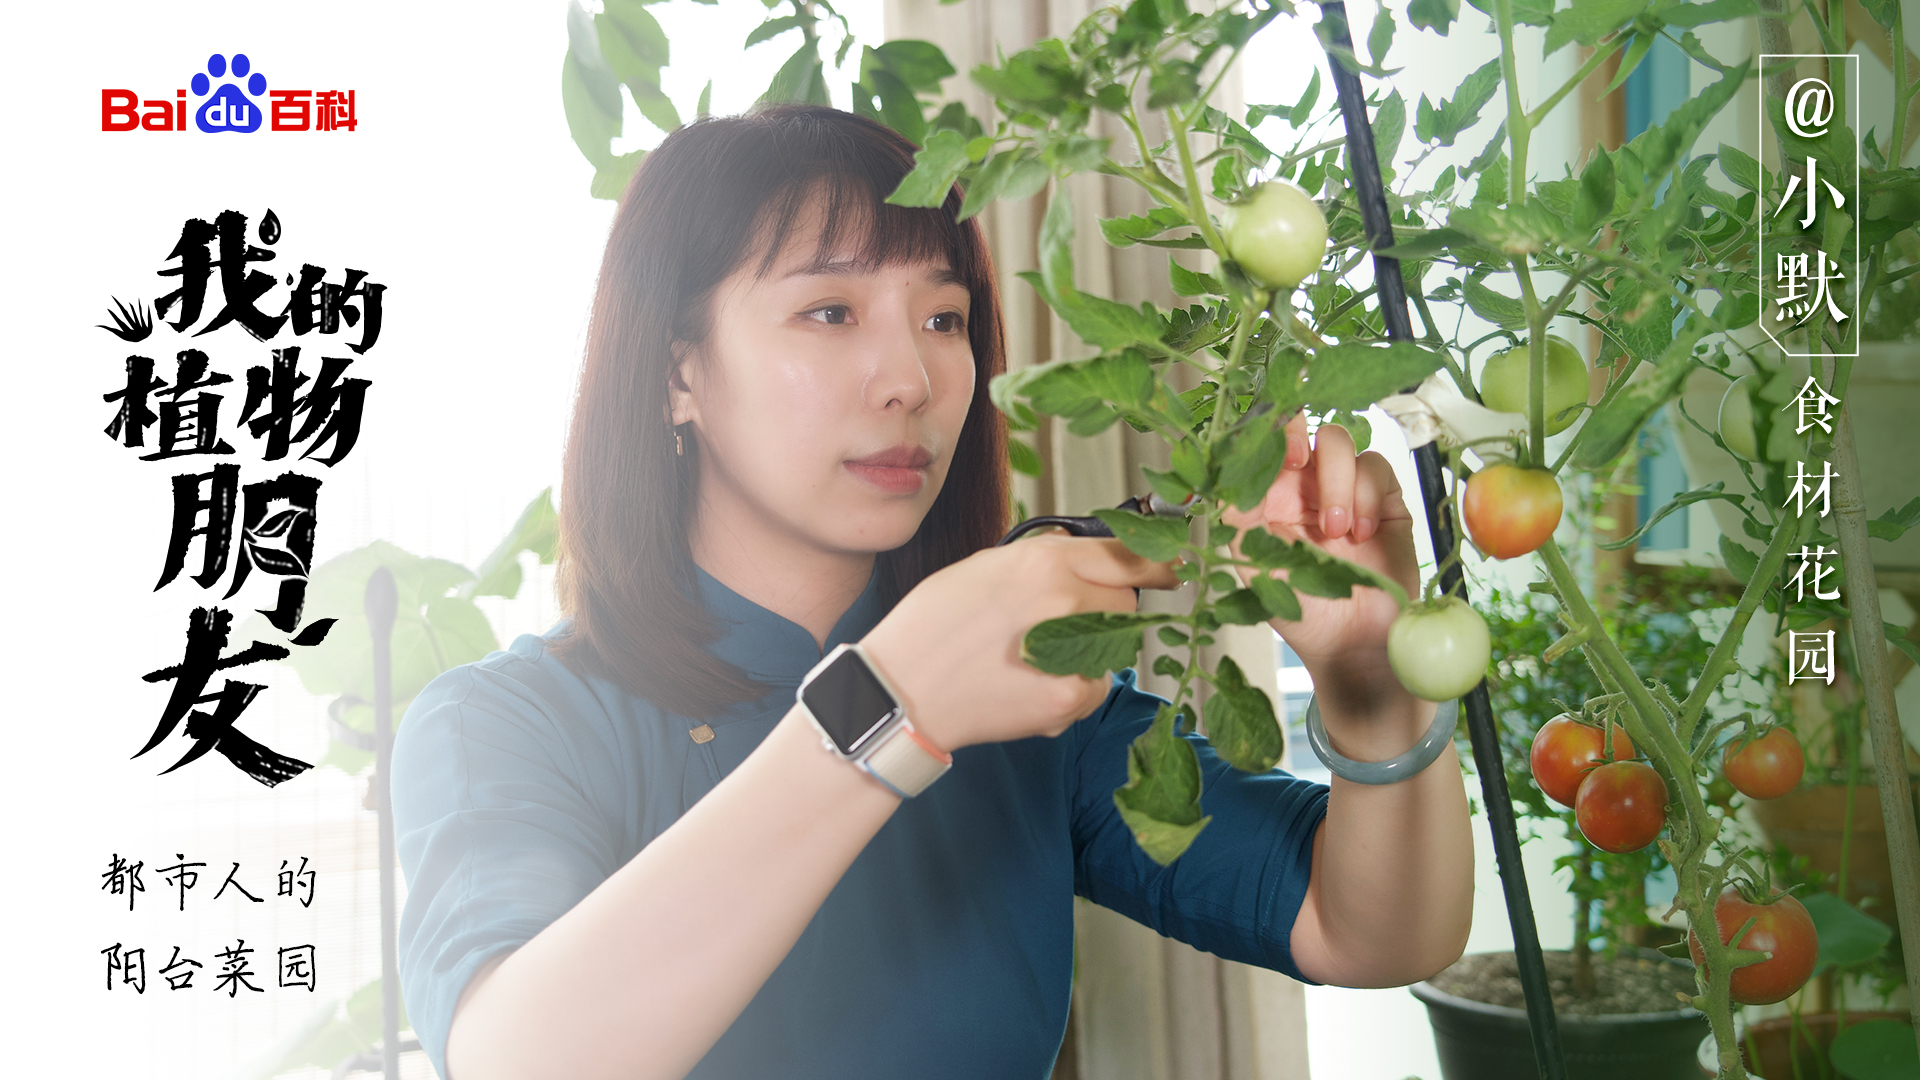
[1068,669,1330,984]
[391,658,624,1080]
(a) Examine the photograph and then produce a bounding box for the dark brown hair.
[551,105,1010,719]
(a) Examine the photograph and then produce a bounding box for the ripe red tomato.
[1687,889,1818,1005]
[1529,714,1635,808]
[1574,761,1667,853]
[1723,728,1805,800]
[1463,464,1563,560]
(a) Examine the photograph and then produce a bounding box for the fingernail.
[1356,516,1376,543]
[1323,505,1349,538]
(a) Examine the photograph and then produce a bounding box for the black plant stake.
[1315,4,1569,1076]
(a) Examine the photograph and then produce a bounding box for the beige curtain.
[882,2,1313,1076]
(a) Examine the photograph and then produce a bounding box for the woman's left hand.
[1220,412,1419,712]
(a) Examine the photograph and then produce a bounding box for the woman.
[393,105,1473,1080]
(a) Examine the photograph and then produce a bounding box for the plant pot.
[1411,951,1709,1080]
[1750,783,1919,926]
[1694,1011,1909,1077]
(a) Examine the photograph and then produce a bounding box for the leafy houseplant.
[235,489,558,1078]
[243,489,559,776]
[557,0,1920,1073]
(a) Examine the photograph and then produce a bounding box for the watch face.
[802,648,900,755]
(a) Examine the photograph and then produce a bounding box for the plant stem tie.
[1305,694,1458,784]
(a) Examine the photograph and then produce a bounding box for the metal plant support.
[1316,4,1569,1076]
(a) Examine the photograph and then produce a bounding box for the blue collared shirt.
[393,564,1329,1079]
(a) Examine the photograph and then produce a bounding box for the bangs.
[746,162,968,281]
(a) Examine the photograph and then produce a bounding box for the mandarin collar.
[694,562,888,691]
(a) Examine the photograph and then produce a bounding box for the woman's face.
[668,202,977,564]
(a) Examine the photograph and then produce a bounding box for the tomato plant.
[1386,596,1490,702]
[1687,890,1819,1006]
[850,0,1920,1068]
[1479,335,1589,436]
[1574,761,1667,853]
[1722,728,1805,801]
[1221,180,1327,290]
[1530,714,1635,808]
[1463,464,1562,560]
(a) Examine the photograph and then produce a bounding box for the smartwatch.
[796,642,951,798]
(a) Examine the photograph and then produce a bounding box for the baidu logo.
[102,53,357,133]
[192,53,267,133]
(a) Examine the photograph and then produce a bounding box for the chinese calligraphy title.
[100,209,383,787]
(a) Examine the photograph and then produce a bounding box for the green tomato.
[1386,596,1491,702]
[1718,374,1760,461]
[1478,335,1590,435]
[1222,180,1328,290]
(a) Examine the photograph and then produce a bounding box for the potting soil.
[1428,949,1699,1016]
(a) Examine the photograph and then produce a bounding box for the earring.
[674,426,685,456]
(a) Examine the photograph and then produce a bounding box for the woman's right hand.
[860,535,1178,753]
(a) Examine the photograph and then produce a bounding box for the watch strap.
[857,720,951,798]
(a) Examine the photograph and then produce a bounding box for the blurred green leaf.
[887,128,970,207]
[561,54,621,170]
[1408,0,1461,34]
[745,14,806,48]
[1805,891,1894,973]
[1868,496,1920,542]
[1544,0,1646,57]
[1828,1019,1919,1080]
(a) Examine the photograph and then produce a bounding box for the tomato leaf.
[1414,58,1501,147]
[1101,207,1192,247]
[1803,892,1892,973]
[1463,275,1528,328]
[1301,341,1445,411]
[1574,148,1617,231]
[1868,496,1920,542]
[1213,589,1270,626]
[1112,704,1212,865]
[1886,624,1920,669]
[1213,411,1289,511]
[1596,483,1745,550]
[1719,534,1760,583]
[1657,0,1762,28]
[1091,508,1189,561]
[1570,319,1706,469]
[1024,188,1169,349]
[1250,574,1303,621]
[1169,261,1224,297]
[1021,611,1160,678]
[1543,0,1643,56]
[1240,528,1410,608]
[1204,656,1284,772]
